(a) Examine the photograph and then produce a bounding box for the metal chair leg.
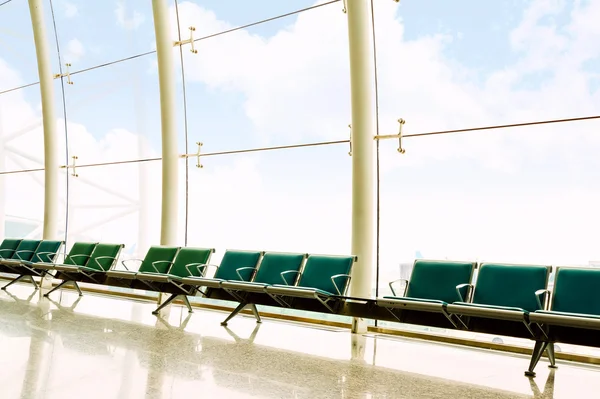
[44,280,70,297]
[546,342,558,369]
[152,294,178,314]
[250,303,262,323]
[525,340,548,377]
[1,275,26,291]
[221,302,247,326]
[183,296,193,313]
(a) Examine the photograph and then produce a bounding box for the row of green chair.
[0,238,64,290]
[6,237,599,378]
[376,259,600,377]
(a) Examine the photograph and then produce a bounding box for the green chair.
[219,252,307,325]
[34,242,98,273]
[264,254,355,312]
[1,240,63,291]
[446,263,551,375]
[0,238,23,260]
[105,246,180,287]
[46,243,124,297]
[0,239,41,270]
[180,249,263,290]
[376,259,476,328]
[131,247,214,314]
[528,267,600,376]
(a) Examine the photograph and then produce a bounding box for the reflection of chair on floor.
[528,368,555,398]
[222,323,261,344]
[46,295,83,313]
[154,312,193,331]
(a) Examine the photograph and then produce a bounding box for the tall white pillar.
[346,0,376,333]
[28,0,59,240]
[152,0,179,246]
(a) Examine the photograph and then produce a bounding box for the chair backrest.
[138,246,180,274]
[472,263,550,312]
[88,243,125,271]
[253,252,306,285]
[551,267,600,316]
[0,238,22,259]
[297,255,355,295]
[64,242,98,266]
[11,239,42,261]
[405,260,476,303]
[32,240,64,263]
[213,250,262,281]
[168,247,214,278]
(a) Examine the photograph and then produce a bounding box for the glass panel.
[0,0,41,88]
[66,161,162,258]
[177,0,349,153]
[50,0,156,73]
[61,55,162,165]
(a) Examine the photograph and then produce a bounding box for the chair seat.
[446,302,528,321]
[106,270,138,280]
[179,277,224,289]
[221,281,269,293]
[265,285,334,298]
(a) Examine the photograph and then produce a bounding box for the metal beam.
[152,0,179,246]
[346,0,376,333]
[28,0,59,240]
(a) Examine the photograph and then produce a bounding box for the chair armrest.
[15,249,35,260]
[66,254,92,264]
[236,267,257,281]
[280,270,301,285]
[183,262,208,277]
[35,251,59,263]
[389,278,408,297]
[150,260,174,274]
[94,256,117,270]
[121,259,143,271]
[535,289,551,310]
[456,283,474,302]
[331,274,352,295]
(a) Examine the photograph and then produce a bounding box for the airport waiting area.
[2,0,600,398]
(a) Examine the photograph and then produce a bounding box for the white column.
[346,0,376,333]
[28,0,59,240]
[152,0,179,246]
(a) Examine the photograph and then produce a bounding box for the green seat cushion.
[138,246,179,274]
[297,255,354,295]
[169,247,213,278]
[0,239,22,259]
[64,242,98,266]
[472,263,550,312]
[11,239,41,261]
[214,250,262,281]
[32,240,63,263]
[551,268,600,316]
[453,301,526,313]
[87,243,124,271]
[253,252,306,285]
[405,260,475,303]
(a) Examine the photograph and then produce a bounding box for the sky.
[1,0,600,294]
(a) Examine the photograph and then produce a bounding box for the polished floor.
[0,284,598,399]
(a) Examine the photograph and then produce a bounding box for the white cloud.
[115,1,145,31]
[65,39,85,63]
[64,2,78,18]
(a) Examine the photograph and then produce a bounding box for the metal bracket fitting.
[174,27,198,54]
[70,155,79,177]
[397,118,406,154]
[54,63,74,85]
[196,142,204,168]
[348,124,352,156]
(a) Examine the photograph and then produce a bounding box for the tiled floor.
[0,283,598,398]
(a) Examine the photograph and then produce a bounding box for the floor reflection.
[0,283,598,398]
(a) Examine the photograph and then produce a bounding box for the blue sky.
[1,0,600,288]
